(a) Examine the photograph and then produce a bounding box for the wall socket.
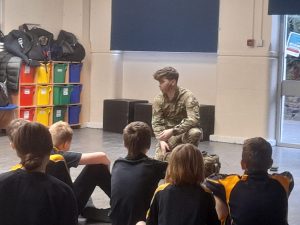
[247,39,255,47]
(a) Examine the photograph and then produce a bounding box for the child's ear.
[62,141,71,151]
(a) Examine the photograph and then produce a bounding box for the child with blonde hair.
[142,143,220,225]
[49,121,111,222]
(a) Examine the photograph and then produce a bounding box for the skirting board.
[209,135,276,146]
[83,122,103,129]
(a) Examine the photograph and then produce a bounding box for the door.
[277,15,300,147]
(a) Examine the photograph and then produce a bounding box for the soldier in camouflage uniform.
[152,67,202,161]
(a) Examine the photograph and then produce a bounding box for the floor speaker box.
[199,105,215,141]
[103,99,148,133]
[133,103,154,136]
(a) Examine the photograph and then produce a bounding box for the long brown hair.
[13,122,53,171]
[165,144,205,186]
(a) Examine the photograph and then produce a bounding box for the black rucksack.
[56,30,85,62]
[201,151,221,177]
[0,80,9,107]
[19,24,54,62]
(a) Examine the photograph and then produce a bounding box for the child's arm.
[79,152,110,166]
[214,196,228,222]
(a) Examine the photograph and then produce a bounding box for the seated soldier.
[152,67,202,161]
[205,137,294,225]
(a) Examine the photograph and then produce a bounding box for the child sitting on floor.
[205,137,294,225]
[110,121,168,225]
[49,121,111,222]
[0,121,78,225]
[138,143,220,225]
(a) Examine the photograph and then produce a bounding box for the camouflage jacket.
[152,87,200,137]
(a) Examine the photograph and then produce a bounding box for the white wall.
[2,0,64,36]
[210,0,280,144]
[122,52,217,105]
[88,0,123,127]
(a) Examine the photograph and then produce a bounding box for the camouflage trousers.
[154,127,203,161]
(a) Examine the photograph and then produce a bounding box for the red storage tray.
[20,85,35,106]
[20,64,35,83]
[20,107,35,121]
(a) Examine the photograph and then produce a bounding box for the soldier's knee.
[188,128,202,139]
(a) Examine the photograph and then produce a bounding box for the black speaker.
[103,99,148,133]
[133,103,154,136]
[199,105,215,141]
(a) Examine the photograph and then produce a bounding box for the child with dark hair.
[111,121,168,225]
[140,144,220,225]
[205,137,294,225]
[0,122,77,225]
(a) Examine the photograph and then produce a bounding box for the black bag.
[19,24,54,62]
[0,80,9,107]
[202,151,221,177]
[56,30,85,62]
[3,30,40,67]
[50,40,63,61]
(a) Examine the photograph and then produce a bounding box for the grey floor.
[0,128,299,225]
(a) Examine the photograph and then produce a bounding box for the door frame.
[276,15,300,148]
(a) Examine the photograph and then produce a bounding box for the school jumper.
[0,169,78,225]
[146,183,220,225]
[205,171,294,225]
[111,153,168,225]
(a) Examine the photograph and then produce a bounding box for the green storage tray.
[53,106,67,123]
[53,85,72,105]
[53,63,67,83]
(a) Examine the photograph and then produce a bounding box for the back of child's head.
[123,121,151,158]
[165,144,204,186]
[242,137,273,172]
[6,118,29,142]
[13,122,53,171]
[49,121,73,147]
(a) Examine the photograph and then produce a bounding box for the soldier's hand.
[160,141,170,153]
[158,129,173,141]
